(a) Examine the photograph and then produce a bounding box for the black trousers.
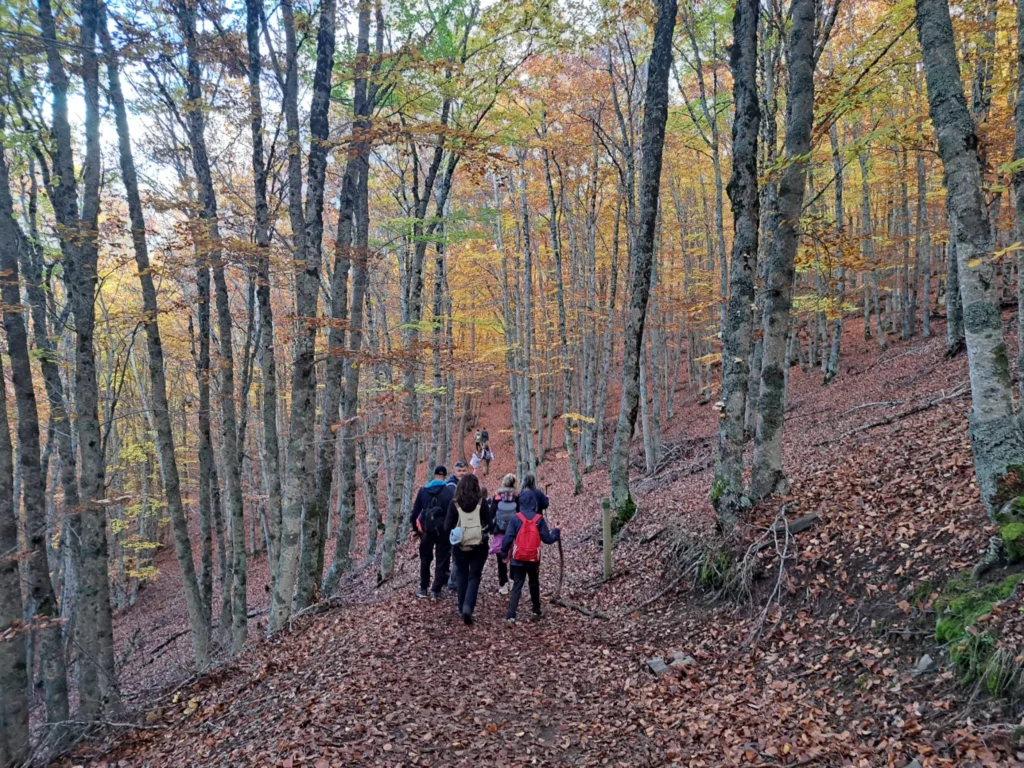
[495,553,508,587]
[506,562,541,618]
[453,544,488,616]
[419,532,451,593]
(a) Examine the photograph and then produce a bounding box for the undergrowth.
[933,571,1024,698]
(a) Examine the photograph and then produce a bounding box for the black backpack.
[420,490,447,536]
[494,490,517,533]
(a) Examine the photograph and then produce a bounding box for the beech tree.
[609,0,677,518]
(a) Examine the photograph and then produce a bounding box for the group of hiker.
[409,459,560,625]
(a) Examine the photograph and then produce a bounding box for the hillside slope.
[59,319,1024,767]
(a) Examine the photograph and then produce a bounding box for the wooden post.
[602,497,612,581]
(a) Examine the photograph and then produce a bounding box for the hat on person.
[454,461,467,469]
[434,465,448,477]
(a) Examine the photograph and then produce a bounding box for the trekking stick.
[544,483,565,601]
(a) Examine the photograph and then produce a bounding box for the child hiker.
[499,473,560,623]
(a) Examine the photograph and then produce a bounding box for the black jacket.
[445,494,495,548]
[410,480,455,533]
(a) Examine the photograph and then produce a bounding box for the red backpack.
[512,512,542,563]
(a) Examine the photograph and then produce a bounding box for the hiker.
[445,474,494,624]
[491,474,519,595]
[475,429,492,475]
[445,462,468,592]
[409,465,455,599]
[447,461,468,487]
[500,473,559,623]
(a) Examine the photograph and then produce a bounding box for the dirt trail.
[61,320,1024,766]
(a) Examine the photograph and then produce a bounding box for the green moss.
[1002,523,1024,563]
[611,497,636,536]
[710,476,727,504]
[933,571,1024,695]
[934,572,1024,644]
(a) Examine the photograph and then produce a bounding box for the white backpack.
[456,502,482,549]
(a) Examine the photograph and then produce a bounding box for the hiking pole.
[544,483,565,601]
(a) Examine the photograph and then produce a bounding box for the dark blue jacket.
[500,507,559,566]
[410,479,454,533]
[518,488,549,516]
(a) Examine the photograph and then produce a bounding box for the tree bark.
[176,0,248,653]
[608,0,677,517]
[915,0,1024,514]
[245,0,283,589]
[37,0,118,716]
[749,0,815,500]
[0,141,69,730]
[824,121,846,384]
[271,0,337,630]
[324,0,376,593]
[0,351,28,765]
[713,0,759,528]
[99,5,210,668]
[542,139,583,494]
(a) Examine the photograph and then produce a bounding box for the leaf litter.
[56,321,1024,767]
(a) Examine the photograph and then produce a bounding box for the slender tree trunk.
[324,0,376,594]
[0,142,70,728]
[609,0,677,517]
[271,0,337,629]
[0,355,28,765]
[825,122,846,384]
[916,0,1024,514]
[245,0,282,588]
[38,0,119,716]
[713,0,759,528]
[99,6,210,668]
[176,0,248,653]
[750,0,815,500]
[542,141,583,494]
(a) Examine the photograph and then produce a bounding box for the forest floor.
[54,317,1024,767]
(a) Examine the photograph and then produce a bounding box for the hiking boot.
[498,584,510,596]
[429,591,442,601]
[505,617,516,626]
[462,612,474,625]
[529,610,543,622]
[416,588,428,599]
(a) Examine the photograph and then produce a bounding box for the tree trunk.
[176,0,247,653]
[0,142,69,729]
[37,0,119,717]
[245,0,283,588]
[99,6,210,668]
[608,0,677,518]
[542,141,583,494]
[750,0,815,500]
[324,0,376,594]
[713,0,759,528]
[271,0,337,629]
[0,354,28,765]
[915,0,1024,514]
[824,121,846,384]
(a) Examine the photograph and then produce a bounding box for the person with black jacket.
[500,473,560,622]
[409,465,455,599]
[444,474,494,624]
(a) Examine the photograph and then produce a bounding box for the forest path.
[61,321,1024,766]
